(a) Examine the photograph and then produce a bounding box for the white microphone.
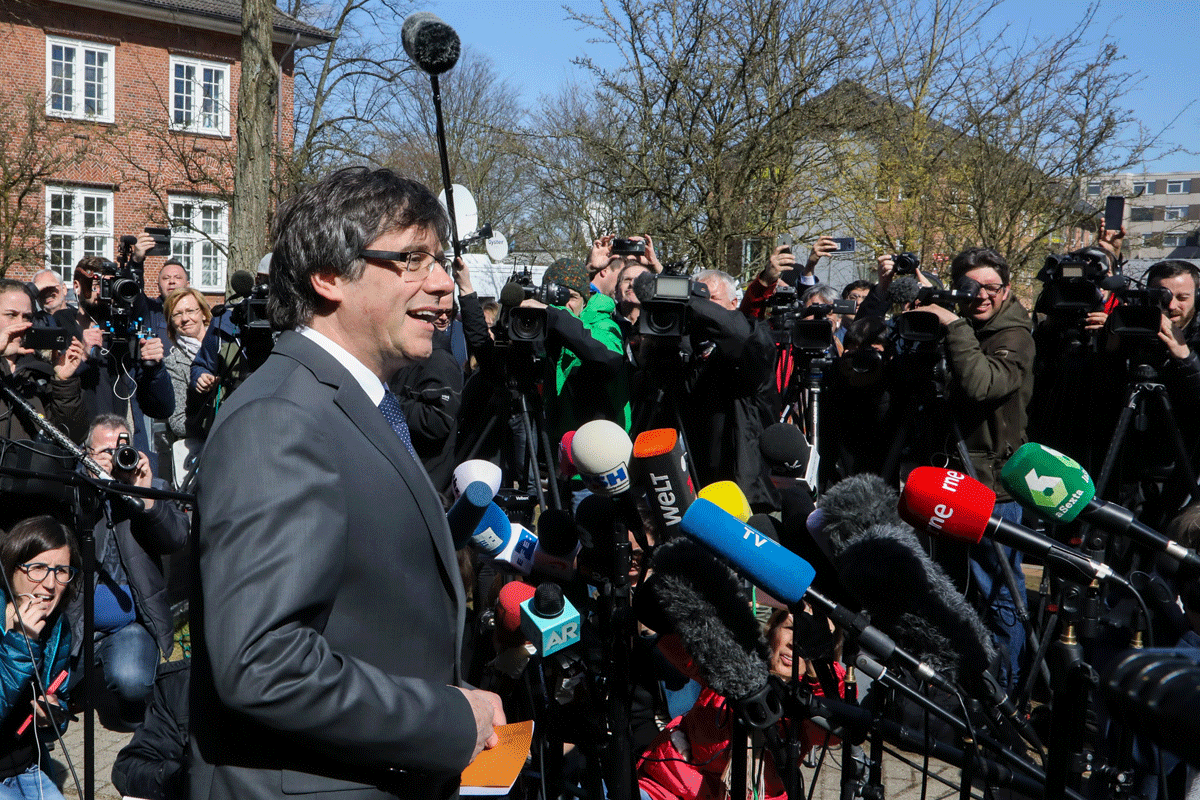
[451,459,503,500]
[570,419,633,497]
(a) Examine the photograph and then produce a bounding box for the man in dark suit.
[190,167,504,800]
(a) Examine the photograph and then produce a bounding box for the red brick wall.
[0,1,300,296]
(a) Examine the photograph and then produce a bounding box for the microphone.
[631,428,694,539]
[571,419,633,497]
[401,12,461,75]
[499,281,526,309]
[208,270,256,316]
[558,430,576,477]
[681,498,958,693]
[519,583,581,656]
[493,580,537,677]
[811,473,905,557]
[759,423,810,478]
[1001,442,1200,574]
[447,480,492,549]
[451,459,502,500]
[494,522,539,576]
[899,467,1122,585]
[467,503,540,575]
[697,481,751,522]
[531,508,581,582]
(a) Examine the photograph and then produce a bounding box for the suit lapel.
[273,333,465,623]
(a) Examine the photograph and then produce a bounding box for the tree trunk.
[230,0,277,288]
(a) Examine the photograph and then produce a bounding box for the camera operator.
[71,413,188,724]
[679,270,778,509]
[143,257,190,357]
[0,279,87,443]
[740,236,839,320]
[906,247,1034,693]
[53,255,174,465]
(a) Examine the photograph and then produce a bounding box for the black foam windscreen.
[759,423,809,477]
[401,12,461,75]
[499,281,526,308]
[887,275,921,307]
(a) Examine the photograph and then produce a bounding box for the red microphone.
[496,580,537,647]
[558,430,576,478]
[899,467,1121,584]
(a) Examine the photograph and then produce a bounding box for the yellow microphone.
[697,481,751,523]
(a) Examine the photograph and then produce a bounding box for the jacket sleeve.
[578,294,625,356]
[47,374,88,444]
[688,301,777,390]
[943,318,1034,403]
[136,357,175,420]
[547,307,624,375]
[111,665,188,800]
[393,350,464,449]
[0,627,41,723]
[129,481,189,556]
[739,278,776,320]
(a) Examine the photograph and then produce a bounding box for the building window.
[1132,181,1151,196]
[45,186,112,277]
[1166,180,1186,195]
[1165,206,1187,222]
[1130,206,1154,222]
[170,196,228,290]
[45,37,115,123]
[1086,182,1102,196]
[1163,234,1187,248]
[170,57,229,136]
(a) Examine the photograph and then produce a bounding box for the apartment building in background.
[1086,171,1200,262]
[0,0,330,293]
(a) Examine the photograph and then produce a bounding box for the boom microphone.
[899,467,1123,585]
[1001,442,1200,574]
[401,12,461,75]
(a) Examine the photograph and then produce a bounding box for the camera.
[113,432,139,472]
[638,274,703,338]
[771,300,855,354]
[612,238,646,257]
[94,259,141,309]
[144,226,171,257]
[893,252,921,276]
[1034,249,1111,317]
[508,269,572,307]
[1108,283,1170,340]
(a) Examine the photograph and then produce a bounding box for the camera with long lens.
[770,300,855,354]
[496,280,547,345]
[915,278,982,311]
[91,258,148,358]
[638,274,703,338]
[893,252,921,276]
[1034,249,1111,317]
[1108,282,1170,340]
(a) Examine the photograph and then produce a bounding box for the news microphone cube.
[495,523,538,575]
[519,583,581,656]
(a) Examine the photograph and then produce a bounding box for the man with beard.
[54,257,173,463]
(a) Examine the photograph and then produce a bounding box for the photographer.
[0,279,87,444]
[908,247,1034,693]
[53,257,174,464]
[70,413,188,724]
[740,236,839,320]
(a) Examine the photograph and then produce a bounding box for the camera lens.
[114,445,140,472]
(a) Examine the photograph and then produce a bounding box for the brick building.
[0,0,330,295]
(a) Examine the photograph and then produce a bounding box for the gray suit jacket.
[190,331,475,800]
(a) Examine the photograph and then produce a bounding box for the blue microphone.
[447,481,493,549]
[494,523,539,576]
[680,498,815,605]
[468,502,512,557]
[519,583,581,656]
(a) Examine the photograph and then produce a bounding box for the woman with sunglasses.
[0,515,80,800]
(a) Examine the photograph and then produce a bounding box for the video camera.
[509,268,572,308]
[1108,281,1170,340]
[638,274,709,339]
[89,255,152,359]
[770,299,855,354]
[1034,248,1113,317]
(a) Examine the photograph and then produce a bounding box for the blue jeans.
[0,764,64,800]
[968,500,1028,693]
[95,621,158,705]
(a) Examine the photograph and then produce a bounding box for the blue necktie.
[379,390,419,461]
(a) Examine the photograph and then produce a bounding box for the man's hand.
[131,231,155,263]
[52,338,85,380]
[456,686,506,762]
[587,235,615,273]
[81,327,104,354]
[0,317,32,357]
[1084,310,1109,333]
[1098,221,1125,262]
[452,256,475,295]
[762,245,797,284]
[519,298,547,310]
[629,234,663,273]
[916,303,960,326]
[138,335,164,364]
[806,236,839,273]
[876,254,896,290]
[1159,313,1191,361]
[195,372,217,393]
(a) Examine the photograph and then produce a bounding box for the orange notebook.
[460,720,534,796]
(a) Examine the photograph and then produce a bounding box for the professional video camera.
[1033,248,1112,317]
[508,268,571,307]
[638,274,702,339]
[91,242,153,359]
[1108,281,1170,341]
[769,299,855,355]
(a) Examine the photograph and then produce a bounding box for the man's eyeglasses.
[18,562,77,584]
[359,250,448,281]
[978,283,1006,298]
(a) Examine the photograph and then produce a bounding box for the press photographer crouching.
[68,413,188,726]
[54,250,174,468]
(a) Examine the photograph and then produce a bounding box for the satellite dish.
[486,230,510,261]
[437,184,478,242]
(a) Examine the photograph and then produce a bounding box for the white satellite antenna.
[437,184,478,244]
[485,230,509,261]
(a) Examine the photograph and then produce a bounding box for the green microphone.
[999,443,1095,524]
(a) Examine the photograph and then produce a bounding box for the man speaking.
[191,167,503,800]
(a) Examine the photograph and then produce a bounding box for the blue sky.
[433,0,1197,173]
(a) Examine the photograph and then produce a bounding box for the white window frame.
[169,195,228,291]
[1162,234,1187,248]
[44,185,113,277]
[1166,180,1185,195]
[1165,206,1187,222]
[169,56,229,136]
[45,36,115,123]
[1132,181,1150,196]
[1086,182,1102,196]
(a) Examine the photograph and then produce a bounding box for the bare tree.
[0,91,99,277]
